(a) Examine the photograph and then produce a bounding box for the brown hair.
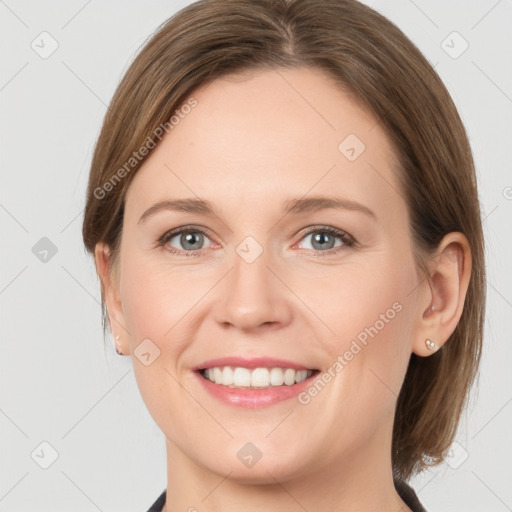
[82,0,485,481]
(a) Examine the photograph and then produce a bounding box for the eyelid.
[157,224,217,251]
[158,224,357,256]
[295,224,356,244]
[158,224,213,241]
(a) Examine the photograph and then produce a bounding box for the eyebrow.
[138,195,376,224]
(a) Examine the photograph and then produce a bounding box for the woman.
[82,0,485,510]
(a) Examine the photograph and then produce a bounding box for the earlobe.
[412,233,472,357]
[424,338,436,351]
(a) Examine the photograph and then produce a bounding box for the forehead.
[125,66,403,224]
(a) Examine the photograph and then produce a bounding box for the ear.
[412,232,472,357]
[94,242,130,354]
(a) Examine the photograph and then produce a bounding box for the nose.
[214,245,293,332]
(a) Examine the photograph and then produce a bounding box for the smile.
[192,356,320,407]
[199,366,318,388]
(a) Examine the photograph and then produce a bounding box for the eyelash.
[157,224,357,257]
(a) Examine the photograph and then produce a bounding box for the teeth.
[269,367,284,386]
[233,367,251,387]
[213,367,223,383]
[222,366,234,385]
[201,366,314,388]
[284,368,295,385]
[251,367,269,387]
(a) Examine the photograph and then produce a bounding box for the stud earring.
[425,338,435,351]
[115,335,123,355]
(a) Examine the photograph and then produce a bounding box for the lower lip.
[194,371,317,408]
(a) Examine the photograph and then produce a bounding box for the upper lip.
[193,356,317,371]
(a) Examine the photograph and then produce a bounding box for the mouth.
[198,366,320,389]
[192,356,321,407]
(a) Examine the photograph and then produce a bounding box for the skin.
[95,66,471,512]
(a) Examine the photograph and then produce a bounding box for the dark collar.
[147,481,427,512]
[146,489,166,512]
[394,479,428,512]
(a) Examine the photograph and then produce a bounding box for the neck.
[163,421,411,512]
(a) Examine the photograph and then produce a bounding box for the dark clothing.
[147,489,166,512]
[146,479,426,511]
[394,479,428,511]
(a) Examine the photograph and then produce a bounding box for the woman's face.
[107,66,428,482]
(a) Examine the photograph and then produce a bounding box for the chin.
[197,444,311,484]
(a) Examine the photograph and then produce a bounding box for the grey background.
[1,0,511,510]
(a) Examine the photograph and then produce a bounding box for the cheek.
[296,262,416,454]
[118,255,204,436]
[119,253,200,343]
[306,251,416,401]
[305,255,413,344]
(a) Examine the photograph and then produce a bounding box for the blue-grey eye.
[168,230,209,251]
